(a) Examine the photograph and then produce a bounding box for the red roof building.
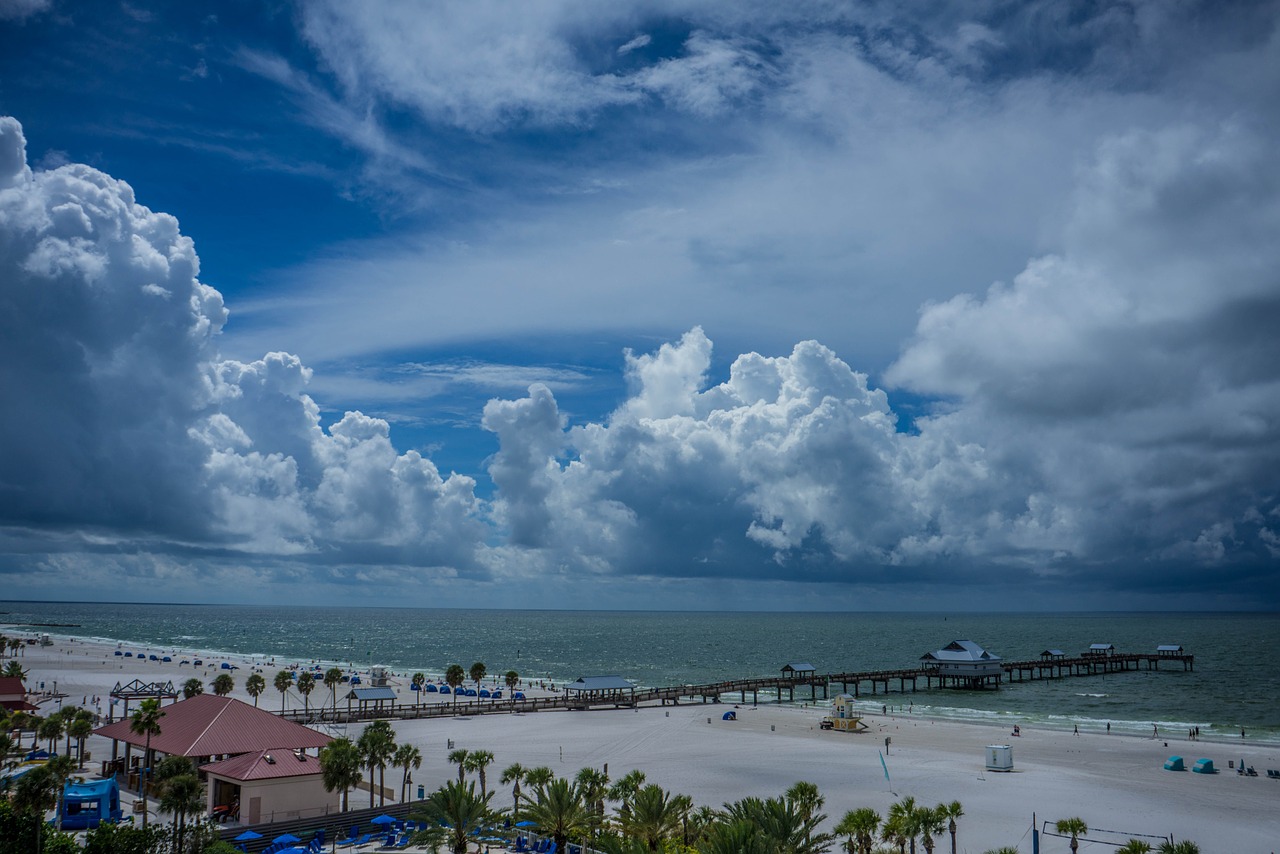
[93,693,332,758]
[200,748,341,825]
[0,676,39,712]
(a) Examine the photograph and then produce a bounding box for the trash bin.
[418,784,425,799]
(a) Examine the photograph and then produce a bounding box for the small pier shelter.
[565,676,637,709]
[343,686,398,716]
[781,662,826,701]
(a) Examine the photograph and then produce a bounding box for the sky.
[1,0,1278,611]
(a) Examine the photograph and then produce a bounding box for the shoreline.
[6,636,1280,851]
[6,625,1273,749]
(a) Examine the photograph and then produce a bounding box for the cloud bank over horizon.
[2,104,1277,609]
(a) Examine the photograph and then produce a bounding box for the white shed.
[985,744,1013,771]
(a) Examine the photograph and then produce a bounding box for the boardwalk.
[275,649,1193,726]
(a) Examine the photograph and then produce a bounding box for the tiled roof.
[921,639,1001,663]
[0,676,37,711]
[201,748,323,782]
[343,687,397,702]
[93,694,331,757]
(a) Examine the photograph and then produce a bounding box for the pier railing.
[274,650,1192,726]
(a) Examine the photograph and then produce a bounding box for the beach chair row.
[514,838,558,854]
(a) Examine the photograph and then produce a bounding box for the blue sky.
[1,0,1278,610]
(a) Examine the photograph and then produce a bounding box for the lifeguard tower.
[825,694,868,732]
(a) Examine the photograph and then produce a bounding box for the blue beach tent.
[1192,758,1216,774]
[1163,756,1185,771]
[439,685,450,694]
[60,777,123,829]
[722,711,736,721]
[424,683,438,693]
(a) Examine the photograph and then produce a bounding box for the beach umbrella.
[515,821,537,828]
[371,814,396,826]
[272,833,301,845]
[233,830,263,841]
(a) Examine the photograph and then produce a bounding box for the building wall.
[206,774,341,825]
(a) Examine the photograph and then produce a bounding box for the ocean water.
[2,602,1276,745]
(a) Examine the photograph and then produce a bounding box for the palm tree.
[12,760,59,850]
[881,808,909,854]
[8,638,20,658]
[1118,841,1153,853]
[393,742,423,803]
[1157,842,1200,854]
[607,768,647,825]
[47,752,76,832]
[887,796,924,854]
[982,848,1021,854]
[449,748,470,784]
[246,672,266,707]
[722,795,831,854]
[525,765,555,790]
[835,808,880,854]
[2,659,25,679]
[1055,818,1088,854]
[468,749,496,798]
[129,699,164,829]
[412,780,494,854]
[919,806,948,854]
[412,672,426,707]
[575,766,609,840]
[156,757,205,850]
[446,664,466,709]
[470,661,487,696]
[38,714,64,756]
[296,670,316,716]
[211,673,234,696]
[182,677,204,699]
[358,719,397,807]
[67,712,93,769]
[320,737,364,811]
[699,819,776,854]
[505,670,519,697]
[619,783,689,851]
[324,667,344,713]
[502,763,527,822]
[939,801,963,854]
[785,781,825,847]
[274,670,293,712]
[524,777,590,852]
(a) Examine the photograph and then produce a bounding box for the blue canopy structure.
[60,777,122,829]
[234,830,264,841]
[424,683,438,693]
[1164,755,1185,771]
[722,711,736,720]
[371,814,396,826]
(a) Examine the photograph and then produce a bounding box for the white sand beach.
[7,634,1280,853]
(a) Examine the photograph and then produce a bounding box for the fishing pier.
[273,643,1193,726]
